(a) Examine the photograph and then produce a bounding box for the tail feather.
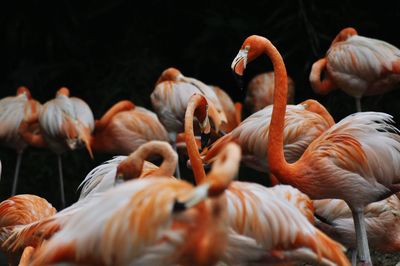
[30,242,76,266]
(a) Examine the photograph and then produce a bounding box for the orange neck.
[95,100,135,130]
[19,120,47,148]
[185,94,208,184]
[263,40,296,181]
[331,27,358,45]
[309,58,336,95]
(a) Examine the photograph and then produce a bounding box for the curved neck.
[95,100,135,130]
[19,120,47,148]
[134,141,177,177]
[300,99,335,127]
[309,58,335,95]
[185,95,208,184]
[265,40,296,180]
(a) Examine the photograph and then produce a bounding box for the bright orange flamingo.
[0,86,42,195]
[24,143,241,266]
[79,140,177,199]
[0,194,56,265]
[202,99,334,185]
[184,94,349,265]
[245,71,295,113]
[310,27,400,112]
[89,100,169,155]
[232,34,400,265]
[314,193,400,255]
[19,87,94,208]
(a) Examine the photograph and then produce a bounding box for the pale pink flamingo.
[24,143,241,266]
[310,27,400,112]
[19,87,94,208]
[245,71,295,113]
[314,194,400,254]
[184,93,349,265]
[89,100,169,155]
[0,86,42,195]
[232,34,400,264]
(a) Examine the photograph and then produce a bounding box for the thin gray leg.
[356,97,362,112]
[352,208,372,265]
[11,152,23,196]
[57,155,66,209]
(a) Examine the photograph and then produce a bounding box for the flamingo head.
[300,99,335,127]
[16,86,32,99]
[56,87,70,97]
[115,157,143,184]
[331,27,358,45]
[155,67,184,85]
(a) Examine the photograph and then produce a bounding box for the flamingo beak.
[200,116,211,150]
[231,46,249,90]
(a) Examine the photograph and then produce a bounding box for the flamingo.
[310,27,400,112]
[0,86,42,195]
[0,194,56,265]
[89,100,169,155]
[19,87,94,208]
[210,85,242,133]
[79,140,177,199]
[313,194,400,254]
[151,70,224,178]
[232,34,400,265]
[202,99,334,184]
[184,93,349,265]
[245,71,295,113]
[23,143,242,266]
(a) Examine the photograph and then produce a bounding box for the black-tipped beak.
[201,132,211,150]
[172,199,187,213]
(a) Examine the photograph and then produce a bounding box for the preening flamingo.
[184,93,349,265]
[89,100,169,155]
[210,85,242,132]
[245,71,295,113]
[314,194,400,253]
[25,143,241,266]
[79,140,177,199]
[151,70,223,178]
[0,86,41,195]
[310,27,400,112]
[0,194,56,265]
[232,34,400,265]
[19,87,94,208]
[202,99,334,182]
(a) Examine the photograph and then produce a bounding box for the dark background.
[1,0,400,210]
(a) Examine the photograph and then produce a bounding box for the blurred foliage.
[1,0,400,209]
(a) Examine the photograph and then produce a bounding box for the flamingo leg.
[57,155,66,209]
[11,152,23,196]
[350,248,357,266]
[352,208,371,265]
[169,132,181,179]
[355,97,362,112]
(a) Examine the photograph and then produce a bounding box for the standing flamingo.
[245,71,295,113]
[0,86,42,195]
[232,34,400,265]
[24,143,242,266]
[19,87,94,208]
[310,27,400,112]
[202,99,334,182]
[89,100,169,155]
[313,194,400,254]
[184,94,349,265]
